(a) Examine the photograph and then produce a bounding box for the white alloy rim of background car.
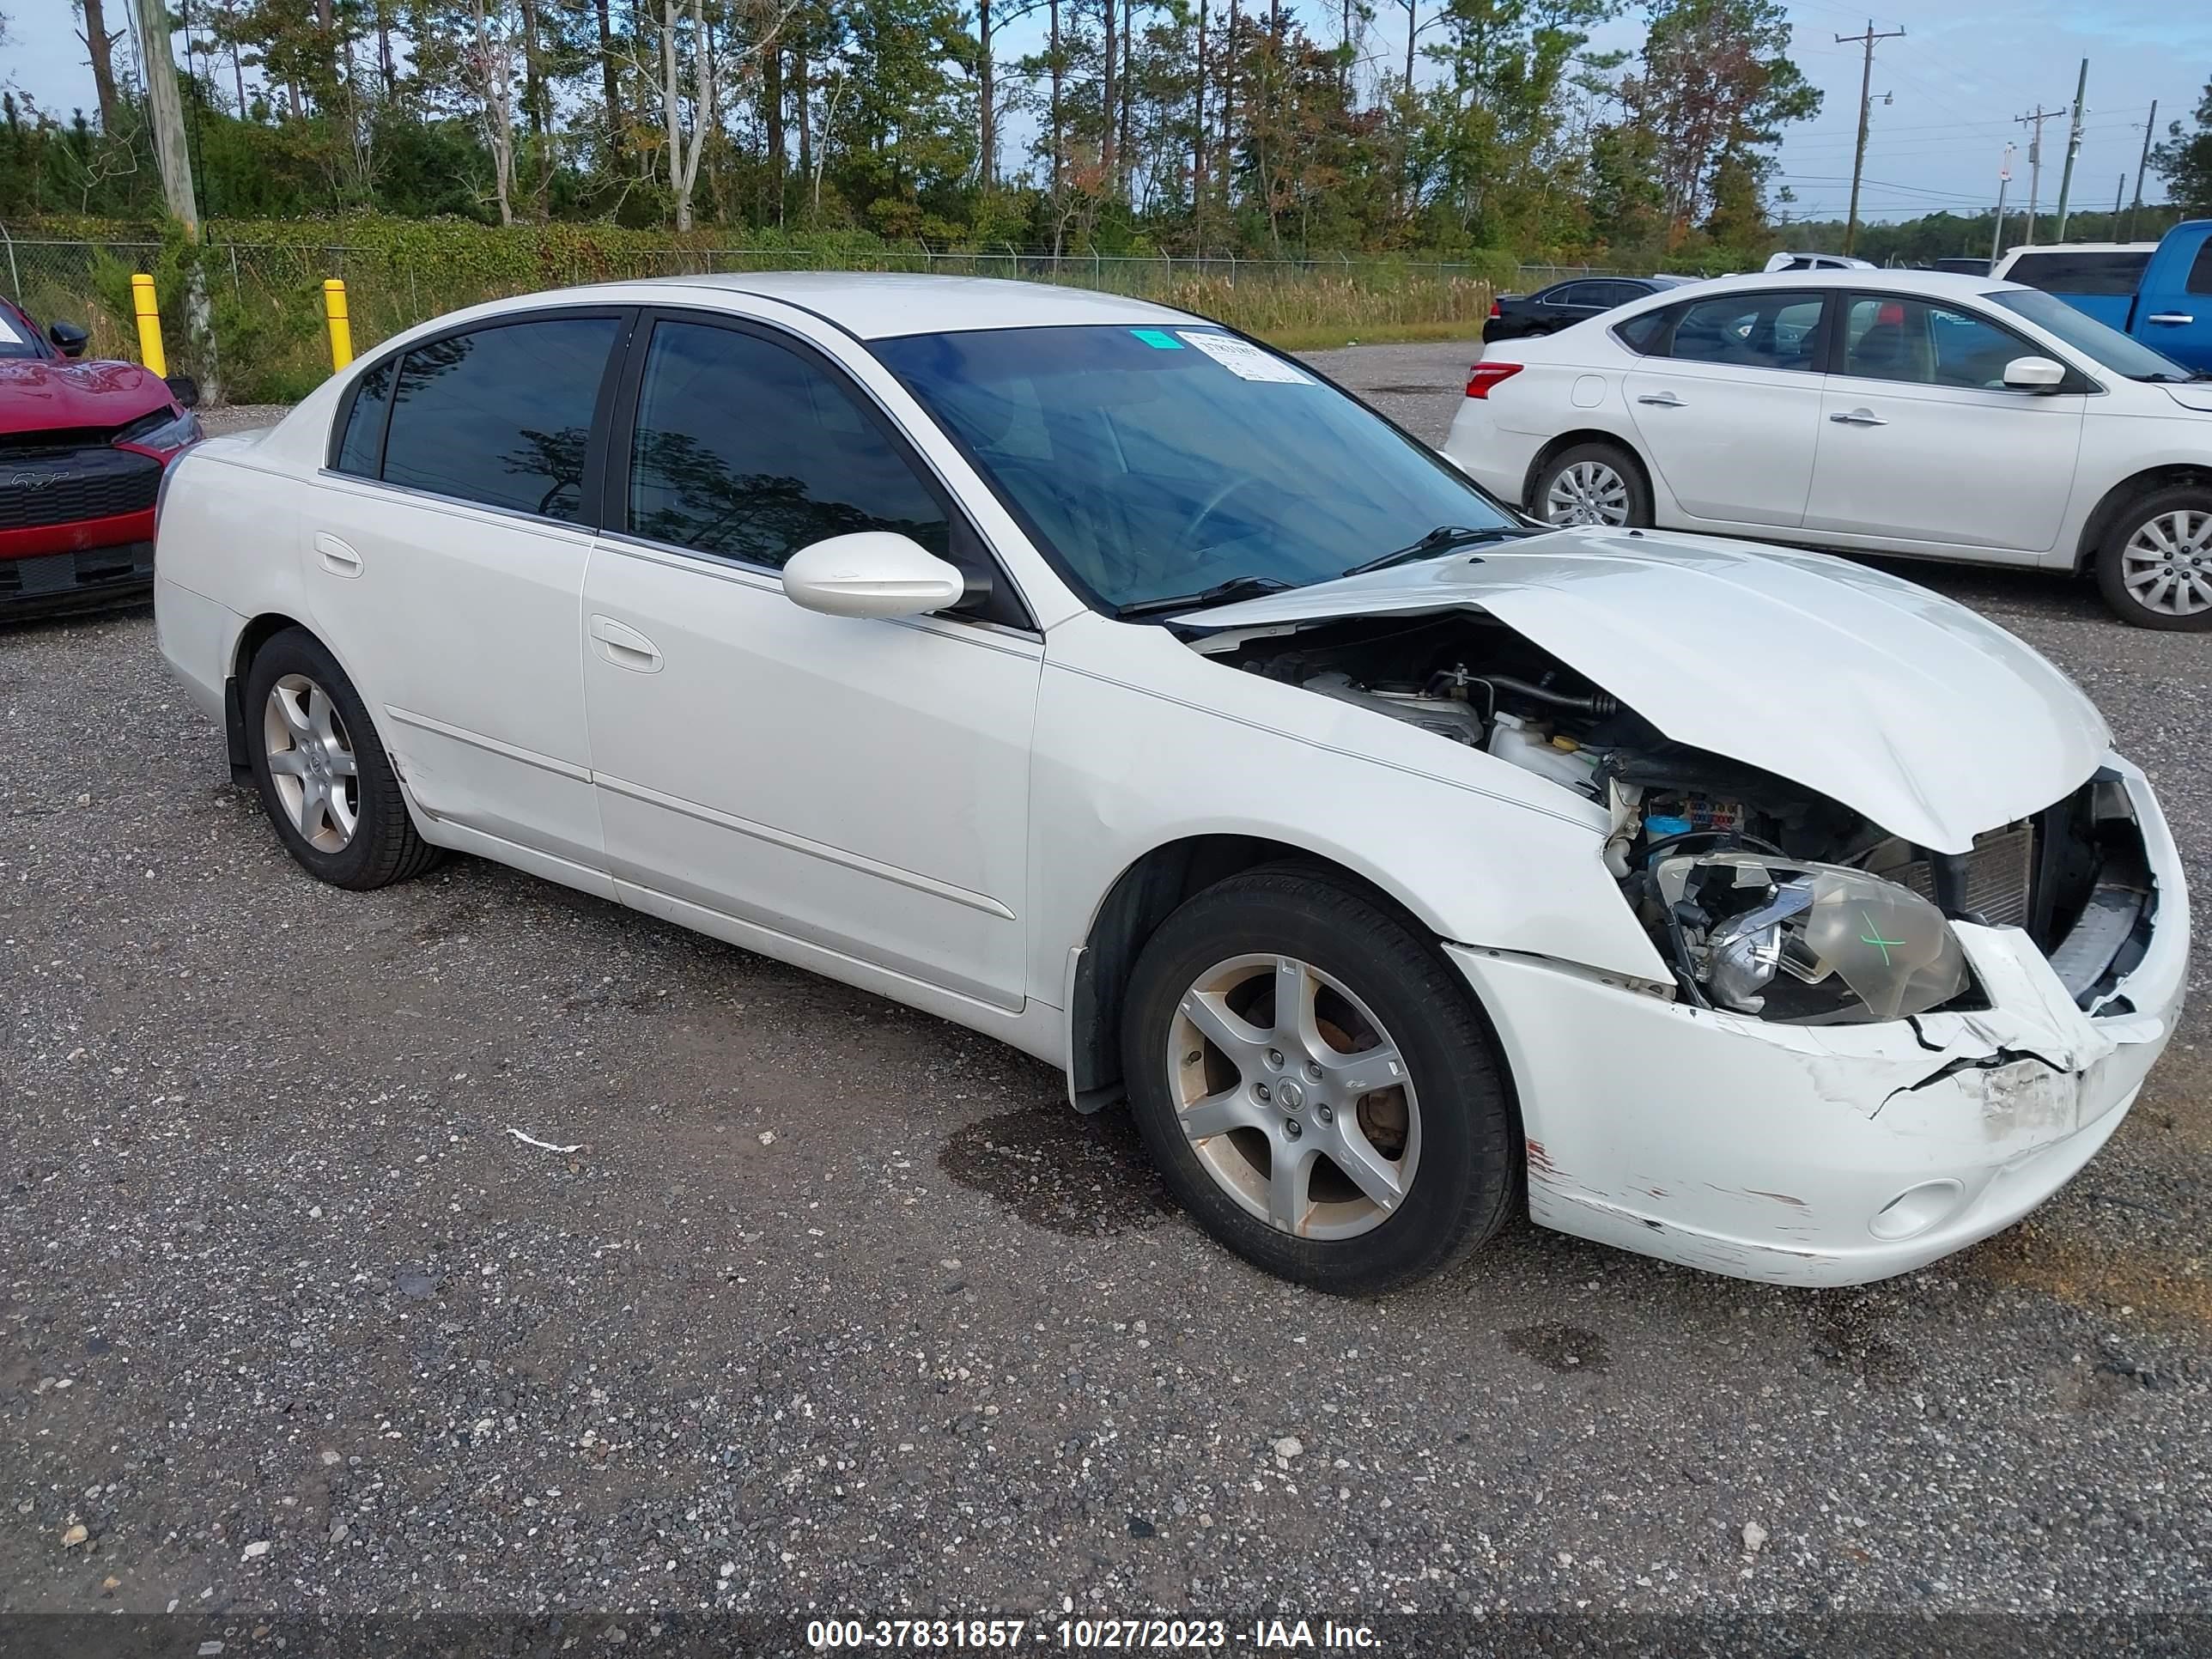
[1168,952,1422,1239]
[263,672,362,854]
[1545,460,1632,527]
[2121,509,2212,618]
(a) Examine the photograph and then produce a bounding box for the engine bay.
[1196,611,2146,1024]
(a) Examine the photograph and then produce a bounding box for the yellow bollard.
[322,278,354,372]
[130,273,167,378]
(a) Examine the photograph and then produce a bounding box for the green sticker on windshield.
[1130,328,1183,349]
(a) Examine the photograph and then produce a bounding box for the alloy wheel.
[1544,460,1631,526]
[2120,509,2212,618]
[263,672,360,854]
[1165,953,1421,1241]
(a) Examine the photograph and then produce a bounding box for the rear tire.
[1120,866,1519,1295]
[1530,441,1651,528]
[2094,486,2212,631]
[242,628,443,890]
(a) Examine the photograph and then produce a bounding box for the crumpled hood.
[1178,528,2109,854]
[0,357,172,435]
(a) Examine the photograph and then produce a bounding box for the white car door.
[310,309,629,873]
[1623,289,1829,528]
[580,312,1039,1011]
[1802,294,2087,557]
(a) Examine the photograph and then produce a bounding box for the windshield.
[871,325,1518,612]
[0,301,48,360]
[1987,288,2194,381]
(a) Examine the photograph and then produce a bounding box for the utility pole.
[2112,173,2124,227]
[2014,104,2064,246]
[131,0,199,234]
[2124,100,2158,241]
[1835,19,1905,257]
[1990,143,2014,268]
[128,0,219,399]
[2052,58,2088,239]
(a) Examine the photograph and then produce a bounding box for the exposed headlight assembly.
[116,408,204,455]
[1655,850,1969,1022]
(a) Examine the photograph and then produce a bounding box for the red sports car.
[2,295,202,617]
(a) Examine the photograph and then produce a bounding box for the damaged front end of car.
[1177,570,2186,1283]
[1194,605,2164,1029]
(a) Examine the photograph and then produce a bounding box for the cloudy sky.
[6,0,2209,226]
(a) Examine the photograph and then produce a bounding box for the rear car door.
[2133,233,2212,371]
[1623,289,1830,527]
[1802,293,2085,557]
[580,311,1039,1010]
[314,308,629,873]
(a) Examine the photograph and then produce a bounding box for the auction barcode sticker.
[1176,331,1314,384]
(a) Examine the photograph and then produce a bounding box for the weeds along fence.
[0,229,1535,404]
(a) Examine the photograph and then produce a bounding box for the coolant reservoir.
[1486,714,1600,794]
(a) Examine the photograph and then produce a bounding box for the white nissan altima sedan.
[154,274,2187,1294]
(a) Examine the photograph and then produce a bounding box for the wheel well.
[223,612,311,780]
[1066,836,1449,1113]
[2074,466,2212,572]
[1522,428,1650,514]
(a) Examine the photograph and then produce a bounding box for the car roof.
[629,271,1204,338]
[1634,267,2023,301]
[1999,241,2156,256]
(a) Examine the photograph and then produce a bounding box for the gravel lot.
[3,354,2209,1643]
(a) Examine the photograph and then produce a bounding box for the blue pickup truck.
[1991,221,2212,370]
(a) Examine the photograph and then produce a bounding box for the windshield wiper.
[1342,524,1531,577]
[1114,574,1297,618]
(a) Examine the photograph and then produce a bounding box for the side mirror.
[48,320,88,359]
[2002,355,2066,393]
[164,374,201,409]
[781,531,966,620]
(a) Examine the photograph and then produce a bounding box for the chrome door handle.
[2145,313,2195,325]
[589,614,663,673]
[1636,392,1686,408]
[1830,409,1888,427]
[313,532,362,577]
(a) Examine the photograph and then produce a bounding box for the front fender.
[1029,615,1670,1006]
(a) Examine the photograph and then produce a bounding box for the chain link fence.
[0,229,1599,402]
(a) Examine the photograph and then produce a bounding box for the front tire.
[1120,866,1518,1295]
[1530,441,1651,529]
[242,628,442,890]
[2094,486,2212,630]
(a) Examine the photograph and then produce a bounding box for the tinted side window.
[1665,294,1826,371]
[1548,283,1603,307]
[381,316,620,522]
[2188,240,2212,297]
[1840,296,2028,389]
[1614,307,1671,355]
[626,319,949,568]
[2004,250,2152,297]
[333,361,392,477]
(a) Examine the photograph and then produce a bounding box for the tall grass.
[8,226,1503,402]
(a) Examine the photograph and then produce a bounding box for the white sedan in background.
[155,275,2184,1295]
[1446,268,2212,629]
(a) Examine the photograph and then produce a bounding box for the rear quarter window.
[2002,250,2152,297]
[331,362,392,476]
[1613,307,1671,355]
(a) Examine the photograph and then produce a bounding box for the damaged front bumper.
[1449,756,2189,1288]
